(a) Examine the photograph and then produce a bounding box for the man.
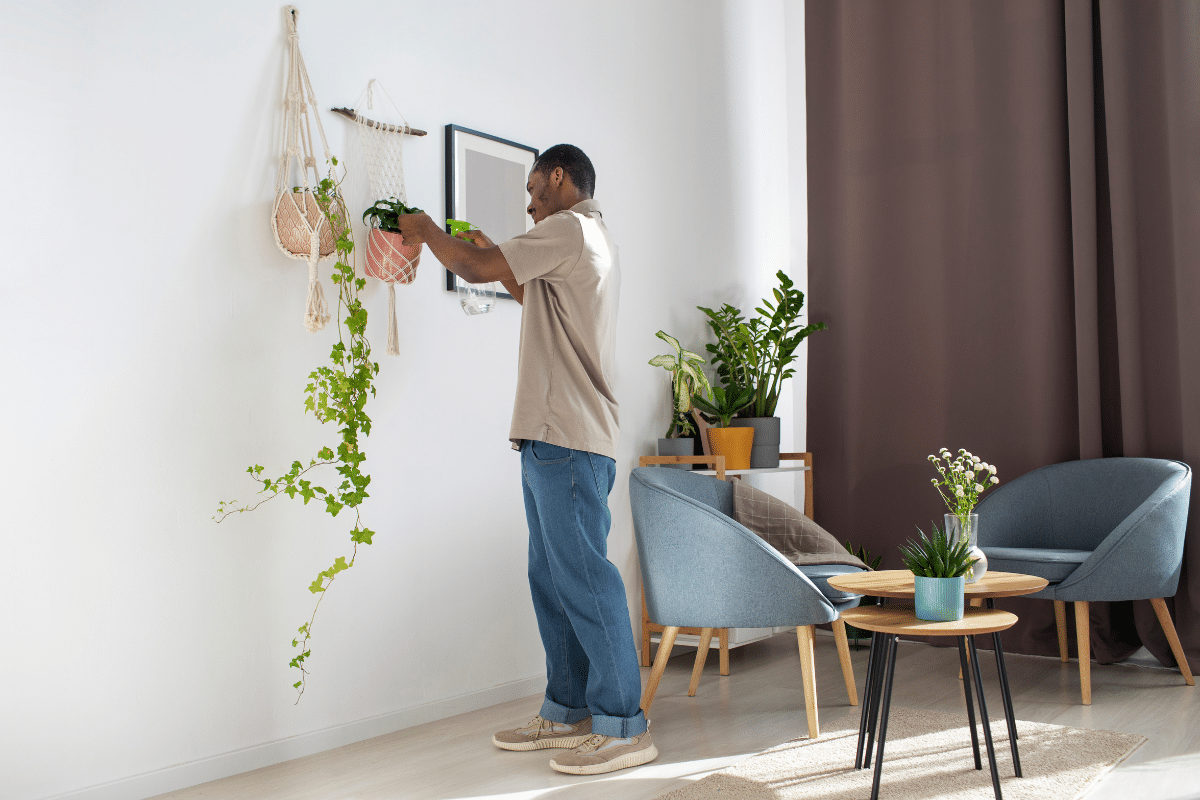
[396,145,656,775]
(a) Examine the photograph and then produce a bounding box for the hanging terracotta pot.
[273,190,346,258]
[707,427,755,470]
[364,228,421,284]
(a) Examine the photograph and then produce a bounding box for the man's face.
[526,168,554,224]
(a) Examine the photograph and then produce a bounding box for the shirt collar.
[570,198,602,217]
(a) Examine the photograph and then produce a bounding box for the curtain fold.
[807,0,1199,669]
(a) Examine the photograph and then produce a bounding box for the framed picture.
[444,125,540,297]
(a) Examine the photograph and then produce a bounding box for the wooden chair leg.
[1054,600,1069,662]
[1075,601,1091,705]
[1151,598,1196,686]
[719,628,730,675]
[832,619,859,705]
[797,624,819,739]
[688,628,715,696]
[641,626,678,712]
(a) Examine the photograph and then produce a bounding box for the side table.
[828,569,1047,778]
[840,606,1019,800]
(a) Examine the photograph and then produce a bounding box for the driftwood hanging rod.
[331,108,427,136]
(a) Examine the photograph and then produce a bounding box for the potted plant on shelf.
[362,198,424,285]
[649,330,712,469]
[692,385,755,470]
[928,447,1000,583]
[698,270,826,469]
[899,523,978,621]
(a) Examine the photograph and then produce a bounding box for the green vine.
[216,156,379,702]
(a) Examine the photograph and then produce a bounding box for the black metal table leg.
[870,634,900,800]
[968,636,1005,800]
[855,630,881,769]
[985,599,1022,776]
[863,631,892,769]
[957,636,982,770]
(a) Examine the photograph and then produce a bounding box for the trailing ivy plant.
[216,155,380,702]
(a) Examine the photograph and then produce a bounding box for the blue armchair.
[977,457,1195,704]
[629,466,863,738]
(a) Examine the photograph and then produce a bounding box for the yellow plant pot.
[707,427,755,470]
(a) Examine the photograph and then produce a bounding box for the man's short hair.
[533,144,596,198]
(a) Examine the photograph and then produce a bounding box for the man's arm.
[395,213,518,292]
[499,278,524,304]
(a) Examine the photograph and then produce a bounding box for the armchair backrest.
[628,467,836,629]
[977,457,1191,551]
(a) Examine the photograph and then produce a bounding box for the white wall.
[0,2,805,798]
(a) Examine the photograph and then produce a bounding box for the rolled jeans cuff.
[590,710,648,738]
[539,696,591,725]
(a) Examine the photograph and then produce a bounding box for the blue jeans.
[521,440,647,738]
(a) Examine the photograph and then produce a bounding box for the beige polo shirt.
[498,199,620,459]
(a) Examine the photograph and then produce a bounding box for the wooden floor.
[154,632,1200,800]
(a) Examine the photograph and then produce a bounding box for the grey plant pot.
[729,416,780,468]
[657,437,695,469]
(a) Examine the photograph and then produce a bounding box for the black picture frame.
[444,125,540,297]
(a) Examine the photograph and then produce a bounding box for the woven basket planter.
[365,228,421,284]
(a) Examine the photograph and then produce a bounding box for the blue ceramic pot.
[914,575,965,621]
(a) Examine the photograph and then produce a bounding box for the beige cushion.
[732,481,867,568]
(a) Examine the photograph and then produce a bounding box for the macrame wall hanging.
[336,81,425,356]
[271,6,345,333]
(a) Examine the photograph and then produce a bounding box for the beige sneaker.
[492,716,593,751]
[549,729,658,775]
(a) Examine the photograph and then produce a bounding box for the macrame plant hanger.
[353,80,420,356]
[271,6,342,333]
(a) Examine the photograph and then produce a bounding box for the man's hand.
[456,229,495,248]
[395,212,436,245]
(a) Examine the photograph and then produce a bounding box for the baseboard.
[45,674,547,800]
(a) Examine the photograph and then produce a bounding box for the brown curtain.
[806,0,1200,668]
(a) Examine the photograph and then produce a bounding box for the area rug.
[654,707,1144,800]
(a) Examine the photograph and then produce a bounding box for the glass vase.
[945,513,988,584]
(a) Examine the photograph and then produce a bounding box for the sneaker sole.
[549,743,659,775]
[492,733,593,751]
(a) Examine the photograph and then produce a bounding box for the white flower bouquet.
[928,447,1000,525]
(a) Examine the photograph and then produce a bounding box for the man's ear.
[552,166,565,187]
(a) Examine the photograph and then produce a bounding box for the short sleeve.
[498,211,585,286]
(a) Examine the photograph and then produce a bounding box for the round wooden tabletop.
[840,605,1019,636]
[827,570,1048,599]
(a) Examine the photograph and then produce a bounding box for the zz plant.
[698,270,826,419]
[217,156,380,701]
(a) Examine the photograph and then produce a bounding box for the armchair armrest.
[1054,466,1192,601]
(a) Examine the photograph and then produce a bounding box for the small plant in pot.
[692,385,755,470]
[900,523,979,621]
[649,331,712,469]
[698,270,827,468]
[362,198,424,284]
